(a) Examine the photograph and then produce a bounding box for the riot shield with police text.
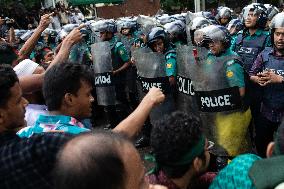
[176,45,199,116]
[91,41,116,106]
[135,48,176,123]
[186,46,251,157]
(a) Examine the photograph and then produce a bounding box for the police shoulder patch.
[119,50,125,55]
[167,63,172,69]
[226,70,234,78]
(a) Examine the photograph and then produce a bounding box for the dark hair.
[0,42,18,65]
[54,131,129,189]
[43,62,94,111]
[150,111,204,178]
[35,47,52,64]
[0,64,19,108]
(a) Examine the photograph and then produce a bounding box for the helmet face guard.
[194,25,230,47]
[270,12,284,29]
[217,7,232,19]
[242,4,268,28]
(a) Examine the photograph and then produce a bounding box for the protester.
[147,111,212,189]
[54,131,168,189]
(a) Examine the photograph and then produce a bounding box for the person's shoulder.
[261,30,271,36]
[29,132,73,148]
[225,154,261,170]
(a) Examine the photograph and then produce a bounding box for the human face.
[152,38,165,53]
[43,34,49,43]
[220,17,229,26]
[122,28,131,35]
[72,80,94,120]
[43,51,54,63]
[0,82,28,131]
[209,41,225,56]
[122,143,149,189]
[274,28,284,51]
[245,11,258,28]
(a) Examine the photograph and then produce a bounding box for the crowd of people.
[1,2,284,189]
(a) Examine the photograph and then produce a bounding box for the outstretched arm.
[18,13,53,62]
[113,87,165,138]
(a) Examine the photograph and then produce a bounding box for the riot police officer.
[95,20,131,129]
[231,3,271,123]
[164,20,187,47]
[191,25,251,158]
[146,27,177,85]
[227,19,244,40]
[215,7,233,26]
[134,27,177,148]
[250,12,284,157]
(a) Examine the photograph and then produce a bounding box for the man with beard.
[249,12,284,157]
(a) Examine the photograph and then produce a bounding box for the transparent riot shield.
[176,45,199,116]
[134,48,176,123]
[187,46,251,157]
[91,41,116,106]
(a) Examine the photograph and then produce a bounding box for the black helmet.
[227,19,244,35]
[146,27,167,46]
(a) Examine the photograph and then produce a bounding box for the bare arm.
[113,87,165,138]
[8,26,15,44]
[18,13,53,61]
[47,24,85,68]
[19,25,85,93]
[113,61,130,75]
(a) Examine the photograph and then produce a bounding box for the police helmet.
[264,4,280,21]
[189,17,212,31]
[146,27,167,46]
[270,12,284,29]
[164,20,185,36]
[92,20,117,33]
[241,3,268,28]
[216,7,232,21]
[227,19,244,35]
[118,20,136,33]
[194,25,231,48]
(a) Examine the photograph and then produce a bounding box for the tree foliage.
[0,0,40,8]
[160,0,194,13]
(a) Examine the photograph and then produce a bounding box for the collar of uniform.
[109,35,118,46]
[244,29,263,36]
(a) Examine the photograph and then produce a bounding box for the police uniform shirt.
[208,49,245,88]
[164,46,177,77]
[110,36,130,64]
[231,29,271,52]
